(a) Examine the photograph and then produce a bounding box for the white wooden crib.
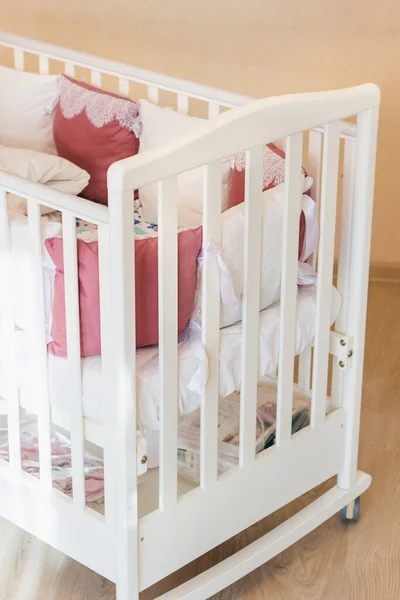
[0,33,379,600]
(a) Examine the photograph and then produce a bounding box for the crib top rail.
[109,84,380,192]
[0,31,250,108]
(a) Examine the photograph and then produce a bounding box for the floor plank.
[1,282,399,599]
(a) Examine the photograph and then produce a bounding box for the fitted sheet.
[13,285,341,435]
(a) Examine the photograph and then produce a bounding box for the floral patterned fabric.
[0,429,104,501]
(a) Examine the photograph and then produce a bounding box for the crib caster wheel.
[340,496,361,523]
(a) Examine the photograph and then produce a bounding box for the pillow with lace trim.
[53,75,142,205]
[228,142,313,209]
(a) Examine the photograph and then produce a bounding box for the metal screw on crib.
[141,455,148,465]
[340,339,347,346]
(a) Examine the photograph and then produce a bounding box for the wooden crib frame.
[0,33,379,599]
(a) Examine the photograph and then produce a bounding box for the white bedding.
[14,285,340,434]
[3,204,340,436]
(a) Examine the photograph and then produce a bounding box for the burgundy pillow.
[229,143,310,259]
[45,228,202,357]
[53,75,141,205]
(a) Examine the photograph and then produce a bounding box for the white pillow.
[0,66,59,155]
[214,180,313,328]
[0,144,90,215]
[138,99,232,227]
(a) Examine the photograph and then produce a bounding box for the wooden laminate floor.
[1,282,399,600]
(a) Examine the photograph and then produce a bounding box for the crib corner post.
[108,162,140,599]
[337,105,379,491]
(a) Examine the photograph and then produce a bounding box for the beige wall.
[1,0,400,265]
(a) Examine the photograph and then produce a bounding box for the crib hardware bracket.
[137,432,148,476]
[329,332,354,370]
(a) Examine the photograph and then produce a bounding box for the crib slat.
[200,162,222,489]
[108,189,138,598]
[177,94,189,115]
[311,120,341,429]
[119,78,130,97]
[239,145,264,468]
[13,48,24,71]
[276,134,303,447]
[307,130,323,232]
[148,86,159,104]
[38,55,50,75]
[98,224,115,527]
[331,138,356,409]
[208,103,220,119]
[158,177,178,511]
[91,70,102,88]
[0,188,21,473]
[28,198,52,490]
[297,349,312,391]
[64,62,75,77]
[62,213,85,509]
[297,130,323,391]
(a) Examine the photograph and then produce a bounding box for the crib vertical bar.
[239,145,264,469]
[13,48,24,70]
[119,78,130,97]
[98,223,115,528]
[158,177,178,511]
[297,130,323,391]
[177,94,189,115]
[91,70,102,88]
[307,130,323,228]
[208,103,220,119]
[297,349,312,391]
[64,62,75,77]
[148,86,159,104]
[276,133,303,448]
[0,188,6,401]
[38,55,49,75]
[0,187,21,473]
[27,198,52,491]
[331,138,356,409]
[310,120,341,429]
[338,107,379,490]
[62,213,85,510]
[108,188,138,599]
[200,162,222,489]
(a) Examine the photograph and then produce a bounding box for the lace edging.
[59,77,142,137]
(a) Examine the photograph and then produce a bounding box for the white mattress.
[14,285,340,434]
